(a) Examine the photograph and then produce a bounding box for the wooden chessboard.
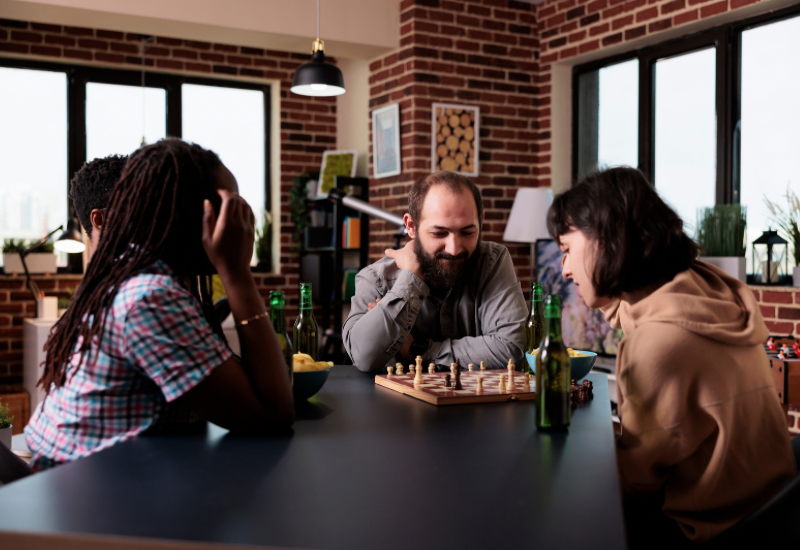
[375,370,536,406]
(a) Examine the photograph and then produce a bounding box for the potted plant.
[696,204,747,282]
[254,211,272,272]
[289,172,318,256]
[2,238,58,275]
[764,188,800,286]
[0,402,13,449]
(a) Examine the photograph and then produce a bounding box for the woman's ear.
[403,213,416,239]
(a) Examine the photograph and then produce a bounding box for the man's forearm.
[344,269,429,372]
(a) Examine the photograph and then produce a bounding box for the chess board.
[375,370,536,406]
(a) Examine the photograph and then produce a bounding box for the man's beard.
[414,238,477,289]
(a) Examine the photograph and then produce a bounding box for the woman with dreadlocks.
[25,139,294,470]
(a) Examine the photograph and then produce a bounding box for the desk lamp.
[20,219,86,314]
[503,188,554,282]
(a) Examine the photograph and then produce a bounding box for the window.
[0,67,67,267]
[86,83,166,161]
[740,15,800,255]
[0,60,271,272]
[573,5,800,274]
[654,48,717,236]
[575,59,639,180]
[182,84,267,217]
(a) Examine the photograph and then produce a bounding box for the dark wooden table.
[0,367,626,549]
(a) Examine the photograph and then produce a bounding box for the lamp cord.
[317,0,320,39]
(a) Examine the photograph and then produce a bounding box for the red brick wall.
[367,0,542,291]
[0,18,338,385]
[753,287,800,337]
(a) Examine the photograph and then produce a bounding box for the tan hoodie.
[603,261,796,543]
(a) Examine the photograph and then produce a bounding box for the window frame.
[0,58,272,272]
[571,3,800,206]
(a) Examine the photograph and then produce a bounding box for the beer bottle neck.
[299,292,313,312]
[270,307,287,333]
[543,314,563,343]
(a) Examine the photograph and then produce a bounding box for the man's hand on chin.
[385,241,424,281]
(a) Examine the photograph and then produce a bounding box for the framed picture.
[318,150,358,197]
[372,103,401,179]
[431,103,479,176]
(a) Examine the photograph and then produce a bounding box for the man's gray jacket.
[343,241,527,372]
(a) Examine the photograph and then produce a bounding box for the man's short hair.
[546,166,698,297]
[408,171,484,225]
[69,155,128,237]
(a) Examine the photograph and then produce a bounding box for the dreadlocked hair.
[40,138,226,393]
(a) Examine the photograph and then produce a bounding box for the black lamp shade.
[54,218,86,254]
[291,50,345,97]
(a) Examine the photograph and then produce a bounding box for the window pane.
[576,59,639,179]
[654,48,717,237]
[0,68,67,267]
[740,15,800,266]
[86,82,166,161]
[182,84,266,218]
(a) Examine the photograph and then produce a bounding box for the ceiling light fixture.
[291,0,345,97]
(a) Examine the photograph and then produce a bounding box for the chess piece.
[450,363,457,377]
[454,366,463,390]
[480,360,486,371]
[416,355,423,373]
[445,374,451,387]
[387,366,394,376]
[414,359,424,385]
[498,374,506,391]
[476,376,484,393]
[428,363,436,374]
[468,363,474,372]
[396,362,404,375]
[523,374,530,391]
[506,359,515,390]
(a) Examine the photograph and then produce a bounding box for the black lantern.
[752,230,788,285]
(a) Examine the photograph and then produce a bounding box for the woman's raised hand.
[202,188,256,280]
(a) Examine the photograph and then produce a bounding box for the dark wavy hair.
[408,171,484,226]
[41,139,224,392]
[69,155,128,237]
[546,167,698,297]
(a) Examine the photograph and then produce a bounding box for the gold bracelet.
[236,311,269,327]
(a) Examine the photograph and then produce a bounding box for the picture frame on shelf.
[318,150,358,198]
[372,103,401,179]
[431,103,479,177]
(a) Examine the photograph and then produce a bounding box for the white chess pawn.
[396,363,404,375]
[387,366,394,376]
[523,375,531,391]
[428,363,436,374]
[480,360,486,371]
[476,376,484,394]
[468,363,474,372]
[498,374,506,391]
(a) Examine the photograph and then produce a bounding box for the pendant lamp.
[291,0,345,97]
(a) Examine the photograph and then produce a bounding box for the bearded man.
[343,171,527,372]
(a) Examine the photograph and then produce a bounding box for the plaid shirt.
[25,261,232,471]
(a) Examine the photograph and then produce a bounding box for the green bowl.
[293,367,331,401]
[525,350,597,381]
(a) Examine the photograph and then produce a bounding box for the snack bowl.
[293,367,332,401]
[525,350,597,381]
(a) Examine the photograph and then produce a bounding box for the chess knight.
[343,171,527,372]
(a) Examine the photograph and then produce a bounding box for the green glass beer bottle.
[293,282,319,361]
[269,291,294,387]
[535,295,571,431]
[524,282,544,359]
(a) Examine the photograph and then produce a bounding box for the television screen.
[536,240,624,356]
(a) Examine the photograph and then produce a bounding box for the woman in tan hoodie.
[547,167,796,544]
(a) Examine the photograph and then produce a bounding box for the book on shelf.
[342,217,361,249]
